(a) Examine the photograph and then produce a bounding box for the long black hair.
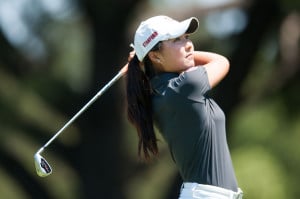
[126,43,160,160]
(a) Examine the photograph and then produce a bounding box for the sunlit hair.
[126,42,161,160]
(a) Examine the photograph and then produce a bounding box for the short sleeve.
[169,67,210,102]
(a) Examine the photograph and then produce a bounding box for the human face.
[154,34,195,73]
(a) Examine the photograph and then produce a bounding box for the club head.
[34,153,52,177]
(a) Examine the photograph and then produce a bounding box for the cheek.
[163,54,185,72]
[171,49,186,65]
[164,48,183,62]
[160,44,186,71]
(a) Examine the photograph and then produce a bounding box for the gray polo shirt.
[150,67,238,192]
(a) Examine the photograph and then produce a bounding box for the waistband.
[180,183,243,199]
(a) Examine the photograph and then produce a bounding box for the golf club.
[34,64,128,177]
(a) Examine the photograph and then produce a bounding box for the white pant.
[179,183,243,199]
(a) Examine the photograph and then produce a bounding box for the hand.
[128,50,135,62]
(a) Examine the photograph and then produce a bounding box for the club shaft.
[37,65,128,154]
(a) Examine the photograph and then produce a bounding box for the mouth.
[185,53,194,60]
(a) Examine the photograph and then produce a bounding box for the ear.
[148,51,162,63]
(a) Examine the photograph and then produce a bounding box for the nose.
[185,39,193,52]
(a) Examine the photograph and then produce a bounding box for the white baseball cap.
[133,16,199,61]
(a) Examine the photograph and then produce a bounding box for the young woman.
[126,15,243,199]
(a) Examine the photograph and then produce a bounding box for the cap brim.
[167,17,199,40]
[185,17,199,34]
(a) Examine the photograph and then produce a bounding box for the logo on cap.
[143,31,158,47]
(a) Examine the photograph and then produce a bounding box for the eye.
[185,35,190,40]
[173,35,190,43]
[173,37,181,42]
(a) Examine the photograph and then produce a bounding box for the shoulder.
[172,67,210,90]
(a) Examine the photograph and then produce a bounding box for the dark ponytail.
[126,54,158,161]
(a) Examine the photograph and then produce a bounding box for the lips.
[186,53,194,59]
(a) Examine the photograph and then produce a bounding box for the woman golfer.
[126,15,243,199]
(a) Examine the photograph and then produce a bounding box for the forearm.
[194,51,229,66]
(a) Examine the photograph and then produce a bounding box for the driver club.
[34,64,128,177]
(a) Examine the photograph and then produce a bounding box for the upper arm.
[194,51,230,88]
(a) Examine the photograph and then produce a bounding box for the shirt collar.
[150,73,178,94]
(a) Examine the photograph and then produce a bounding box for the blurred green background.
[0,0,299,198]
